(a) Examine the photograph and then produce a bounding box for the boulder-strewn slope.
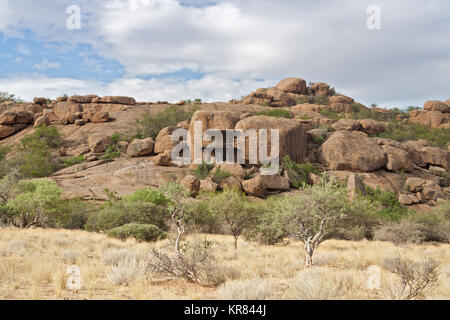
[0,79,448,211]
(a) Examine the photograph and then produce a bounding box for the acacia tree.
[276,178,350,267]
[160,182,190,254]
[208,188,257,249]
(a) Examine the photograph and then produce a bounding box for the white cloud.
[33,59,61,71]
[0,0,449,107]
[0,73,274,102]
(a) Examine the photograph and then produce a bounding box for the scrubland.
[0,228,448,300]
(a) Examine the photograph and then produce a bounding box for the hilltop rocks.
[235,116,307,163]
[127,138,154,157]
[68,95,98,104]
[276,78,307,94]
[424,100,449,113]
[88,134,113,153]
[329,95,354,113]
[409,100,450,129]
[317,131,386,172]
[310,82,335,96]
[101,96,136,105]
[33,97,47,105]
[154,126,179,154]
[90,111,110,123]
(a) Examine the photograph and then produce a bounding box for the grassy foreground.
[0,228,448,300]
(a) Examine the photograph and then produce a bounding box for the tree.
[275,178,350,267]
[208,188,257,249]
[160,182,190,254]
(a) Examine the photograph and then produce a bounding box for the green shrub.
[137,106,197,139]
[123,188,169,206]
[281,156,320,188]
[442,172,450,188]
[0,146,11,161]
[86,201,169,232]
[5,180,87,229]
[0,92,23,104]
[107,223,166,242]
[21,125,62,149]
[255,109,293,119]
[185,200,222,234]
[212,168,231,183]
[101,145,121,160]
[192,162,215,180]
[364,186,408,221]
[63,155,85,167]
[379,122,450,148]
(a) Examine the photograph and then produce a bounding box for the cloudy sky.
[0,0,449,108]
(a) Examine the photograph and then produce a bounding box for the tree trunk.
[175,226,184,254]
[234,236,238,250]
[304,240,315,267]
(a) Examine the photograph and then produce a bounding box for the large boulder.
[0,125,15,139]
[242,176,266,197]
[331,119,360,131]
[409,110,450,128]
[317,131,386,172]
[189,110,240,148]
[310,82,335,97]
[359,119,386,135]
[88,134,113,153]
[420,147,450,170]
[276,78,307,94]
[154,126,180,154]
[180,175,200,197]
[329,95,354,113]
[33,97,47,105]
[260,174,290,191]
[214,163,245,179]
[0,112,17,125]
[34,115,50,128]
[265,88,296,106]
[127,138,155,157]
[68,95,98,104]
[200,177,219,192]
[381,145,415,172]
[234,116,307,163]
[424,100,449,113]
[15,111,33,124]
[90,111,110,123]
[218,176,242,191]
[153,153,172,166]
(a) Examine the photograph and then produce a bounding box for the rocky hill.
[0,78,449,212]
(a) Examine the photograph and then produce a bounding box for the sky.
[0,0,449,108]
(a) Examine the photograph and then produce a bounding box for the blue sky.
[0,0,449,107]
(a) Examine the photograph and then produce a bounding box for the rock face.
[127,138,155,157]
[235,116,307,163]
[317,131,386,172]
[0,125,15,139]
[332,119,360,131]
[409,110,450,128]
[310,82,335,96]
[276,78,307,94]
[405,177,426,192]
[101,96,136,105]
[90,111,110,123]
[180,175,200,197]
[88,134,113,153]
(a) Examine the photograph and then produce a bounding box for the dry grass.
[0,227,448,300]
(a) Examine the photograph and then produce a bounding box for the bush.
[150,239,225,287]
[281,156,320,188]
[192,162,215,180]
[374,220,426,244]
[364,186,408,221]
[255,109,293,119]
[379,122,450,148]
[137,106,197,139]
[107,223,166,242]
[86,201,169,232]
[5,180,88,229]
[63,155,85,167]
[0,146,11,162]
[185,200,222,234]
[212,167,231,183]
[1,126,63,178]
[123,188,169,206]
[383,255,440,299]
[0,92,23,104]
